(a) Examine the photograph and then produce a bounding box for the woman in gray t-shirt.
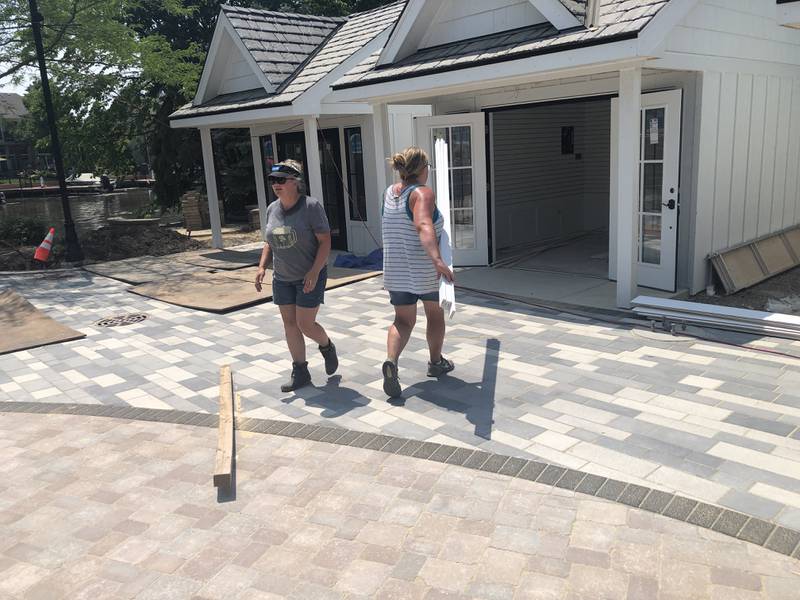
[254,160,338,392]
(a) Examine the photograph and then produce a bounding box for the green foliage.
[1,0,396,209]
[0,216,48,245]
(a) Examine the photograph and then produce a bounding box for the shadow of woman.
[281,374,368,419]
[394,338,500,441]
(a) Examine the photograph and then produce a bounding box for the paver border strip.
[3,401,799,560]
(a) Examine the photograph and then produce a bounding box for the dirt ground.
[685,265,800,315]
[0,226,263,271]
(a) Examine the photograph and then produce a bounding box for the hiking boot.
[427,356,454,378]
[382,360,401,399]
[281,361,311,392]
[319,339,338,375]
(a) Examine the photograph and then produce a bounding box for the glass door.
[414,113,488,266]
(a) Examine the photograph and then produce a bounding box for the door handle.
[662,199,676,210]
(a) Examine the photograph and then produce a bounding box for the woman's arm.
[411,187,454,283]
[303,232,331,293]
[254,242,271,292]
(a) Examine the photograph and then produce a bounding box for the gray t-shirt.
[265,195,330,281]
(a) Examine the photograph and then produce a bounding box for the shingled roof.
[333,0,670,90]
[171,1,405,120]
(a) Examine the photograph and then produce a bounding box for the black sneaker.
[382,360,401,399]
[281,361,311,392]
[319,339,338,375]
[427,356,454,377]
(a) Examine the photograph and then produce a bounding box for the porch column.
[303,116,323,199]
[199,126,223,249]
[615,66,642,308]
[249,129,268,239]
[370,102,390,195]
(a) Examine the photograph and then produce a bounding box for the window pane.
[430,128,450,169]
[453,209,475,249]
[642,163,663,213]
[452,126,471,167]
[344,127,367,222]
[451,169,473,209]
[641,214,661,264]
[642,108,665,161]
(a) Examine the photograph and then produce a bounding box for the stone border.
[4,401,800,559]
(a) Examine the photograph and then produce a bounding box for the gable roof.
[334,0,670,90]
[170,1,405,121]
[222,5,345,89]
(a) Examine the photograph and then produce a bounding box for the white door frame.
[610,88,682,292]
[414,113,488,266]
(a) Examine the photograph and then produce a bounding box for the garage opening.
[490,96,612,279]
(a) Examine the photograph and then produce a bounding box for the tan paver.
[0,413,799,600]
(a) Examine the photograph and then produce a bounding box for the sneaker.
[281,361,311,392]
[319,339,338,375]
[382,360,401,399]
[427,356,454,377]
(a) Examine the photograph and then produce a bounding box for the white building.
[171,0,800,308]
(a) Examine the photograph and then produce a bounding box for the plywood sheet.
[83,256,206,284]
[784,228,800,259]
[173,249,261,270]
[127,267,380,313]
[0,289,85,354]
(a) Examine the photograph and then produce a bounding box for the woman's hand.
[435,259,454,283]
[254,267,267,292]
[303,268,320,293]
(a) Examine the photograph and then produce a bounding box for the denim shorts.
[388,290,439,306]
[273,268,327,308]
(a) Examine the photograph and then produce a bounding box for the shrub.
[0,217,48,246]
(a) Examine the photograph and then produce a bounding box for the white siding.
[491,99,610,250]
[665,0,800,70]
[692,71,800,292]
[419,0,547,49]
[219,55,261,96]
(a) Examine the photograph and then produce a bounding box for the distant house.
[0,92,52,178]
[172,0,800,308]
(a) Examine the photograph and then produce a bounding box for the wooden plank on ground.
[213,365,234,488]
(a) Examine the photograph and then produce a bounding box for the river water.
[0,188,155,237]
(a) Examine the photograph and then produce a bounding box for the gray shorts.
[388,290,439,306]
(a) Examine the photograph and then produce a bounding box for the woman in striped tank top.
[381,147,455,399]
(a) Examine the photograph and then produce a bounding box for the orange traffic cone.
[34,228,55,262]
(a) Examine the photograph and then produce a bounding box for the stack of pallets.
[181,191,224,230]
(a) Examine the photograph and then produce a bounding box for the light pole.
[28,0,83,262]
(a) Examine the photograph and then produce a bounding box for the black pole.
[28,0,83,262]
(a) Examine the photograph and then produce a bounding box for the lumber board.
[213,366,234,488]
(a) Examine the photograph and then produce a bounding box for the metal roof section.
[171,1,404,121]
[334,0,669,90]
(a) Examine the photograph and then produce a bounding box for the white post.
[303,116,323,199]
[200,127,223,249]
[250,129,268,240]
[615,66,642,308]
[371,102,390,195]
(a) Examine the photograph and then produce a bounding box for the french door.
[414,113,488,266]
[611,89,682,291]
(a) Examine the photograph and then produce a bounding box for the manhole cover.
[95,313,148,327]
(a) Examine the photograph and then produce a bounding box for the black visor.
[268,163,301,179]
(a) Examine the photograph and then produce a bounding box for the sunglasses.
[269,177,294,185]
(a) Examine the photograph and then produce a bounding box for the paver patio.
[1,412,798,600]
[2,269,800,533]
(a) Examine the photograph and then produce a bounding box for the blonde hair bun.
[389,146,429,181]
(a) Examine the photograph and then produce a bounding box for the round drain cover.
[95,313,148,327]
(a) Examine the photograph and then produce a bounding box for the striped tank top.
[381,184,444,295]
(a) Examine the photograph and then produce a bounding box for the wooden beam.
[213,365,234,488]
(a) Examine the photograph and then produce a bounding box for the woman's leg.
[279,304,306,362]
[387,304,417,364]
[296,306,329,346]
[422,300,445,363]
